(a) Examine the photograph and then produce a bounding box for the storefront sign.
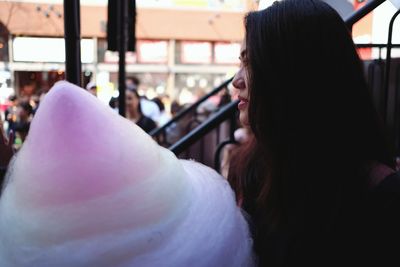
[137,40,168,63]
[181,41,212,64]
[214,42,240,64]
[136,0,244,10]
[13,37,94,63]
[104,51,137,64]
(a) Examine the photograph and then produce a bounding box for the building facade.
[0,0,399,104]
[0,0,257,104]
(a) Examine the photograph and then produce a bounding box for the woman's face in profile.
[232,41,250,126]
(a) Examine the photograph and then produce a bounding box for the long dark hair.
[126,88,143,115]
[229,0,394,264]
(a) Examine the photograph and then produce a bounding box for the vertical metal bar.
[213,109,238,172]
[200,134,204,163]
[394,64,400,153]
[118,0,127,117]
[7,34,14,90]
[368,60,385,116]
[64,0,81,86]
[367,62,376,93]
[383,9,400,123]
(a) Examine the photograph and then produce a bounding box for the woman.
[126,88,157,133]
[12,101,33,144]
[229,0,400,266]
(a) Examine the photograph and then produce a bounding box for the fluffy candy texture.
[0,81,254,267]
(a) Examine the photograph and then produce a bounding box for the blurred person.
[126,76,160,121]
[20,81,36,98]
[196,88,217,122]
[171,101,182,117]
[152,97,171,127]
[30,94,41,115]
[220,125,252,179]
[0,116,14,188]
[178,88,195,105]
[86,81,98,97]
[217,87,232,108]
[4,95,18,134]
[11,101,33,144]
[109,97,119,113]
[126,76,140,91]
[229,1,400,266]
[164,100,183,145]
[126,88,157,134]
[39,85,52,103]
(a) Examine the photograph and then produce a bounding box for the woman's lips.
[238,97,248,110]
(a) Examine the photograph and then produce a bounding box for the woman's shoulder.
[137,115,157,132]
[142,115,156,125]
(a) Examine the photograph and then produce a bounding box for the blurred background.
[0,0,399,148]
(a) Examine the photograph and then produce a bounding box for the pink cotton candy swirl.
[0,81,254,267]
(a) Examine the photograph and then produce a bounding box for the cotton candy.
[0,81,254,267]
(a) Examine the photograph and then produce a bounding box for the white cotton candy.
[0,81,254,267]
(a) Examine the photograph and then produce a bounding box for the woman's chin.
[239,112,249,127]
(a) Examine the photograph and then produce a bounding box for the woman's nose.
[232,69,246,90]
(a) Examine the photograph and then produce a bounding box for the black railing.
[169,100,238,153]
[166,0,400,172]
[345,0,386,29]
[356,43,400,119]
[383,9,400,122]
[149,77,233,143]
[384,9,400,154]
[356,44,400,48]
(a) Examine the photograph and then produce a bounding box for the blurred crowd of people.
[0,75,233,150]
[2,94,37,149]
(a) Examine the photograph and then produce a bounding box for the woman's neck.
[127,110,141,121]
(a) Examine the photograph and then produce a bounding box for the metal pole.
[383,9,400,123]
[170,100,239,155]
[394,65,400,153]
[118,0,127,117]
[63,0,82,86]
